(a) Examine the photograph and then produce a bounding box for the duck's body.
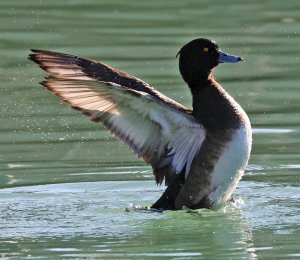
[29,38,252,210]
[152,77,251,210]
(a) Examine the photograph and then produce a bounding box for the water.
[1,0,300,258]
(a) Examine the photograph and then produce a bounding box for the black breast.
[191,81,244,132]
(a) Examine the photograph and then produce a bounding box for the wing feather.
[29,50,206,184]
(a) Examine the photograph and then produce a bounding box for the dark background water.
[1,0,300,258]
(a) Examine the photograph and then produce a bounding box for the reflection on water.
[1,0,300,258]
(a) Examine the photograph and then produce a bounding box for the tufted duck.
[28,38,252,211]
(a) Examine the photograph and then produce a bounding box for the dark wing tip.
[30,48,42,53]
[39,80,47,88]
[28,49,47,66]
[28,52,38,64]
[40,80,56,93]
[30,49,64,55]
[28,49,81,74]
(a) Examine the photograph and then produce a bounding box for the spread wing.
[28,49,206,184]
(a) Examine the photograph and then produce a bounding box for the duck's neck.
[188,72,214,89]
[189,73,217,110]
[188,74,240,131]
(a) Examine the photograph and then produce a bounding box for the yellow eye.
[203,47,209,52]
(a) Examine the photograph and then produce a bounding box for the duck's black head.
[177,38,242,87]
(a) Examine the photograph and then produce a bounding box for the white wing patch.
[149,110,206,177]
[169,127,205,177]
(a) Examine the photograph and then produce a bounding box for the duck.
[28,38,252,211]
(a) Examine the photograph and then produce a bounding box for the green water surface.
[1,0,300,259]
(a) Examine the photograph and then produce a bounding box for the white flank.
[208,124,252,209]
